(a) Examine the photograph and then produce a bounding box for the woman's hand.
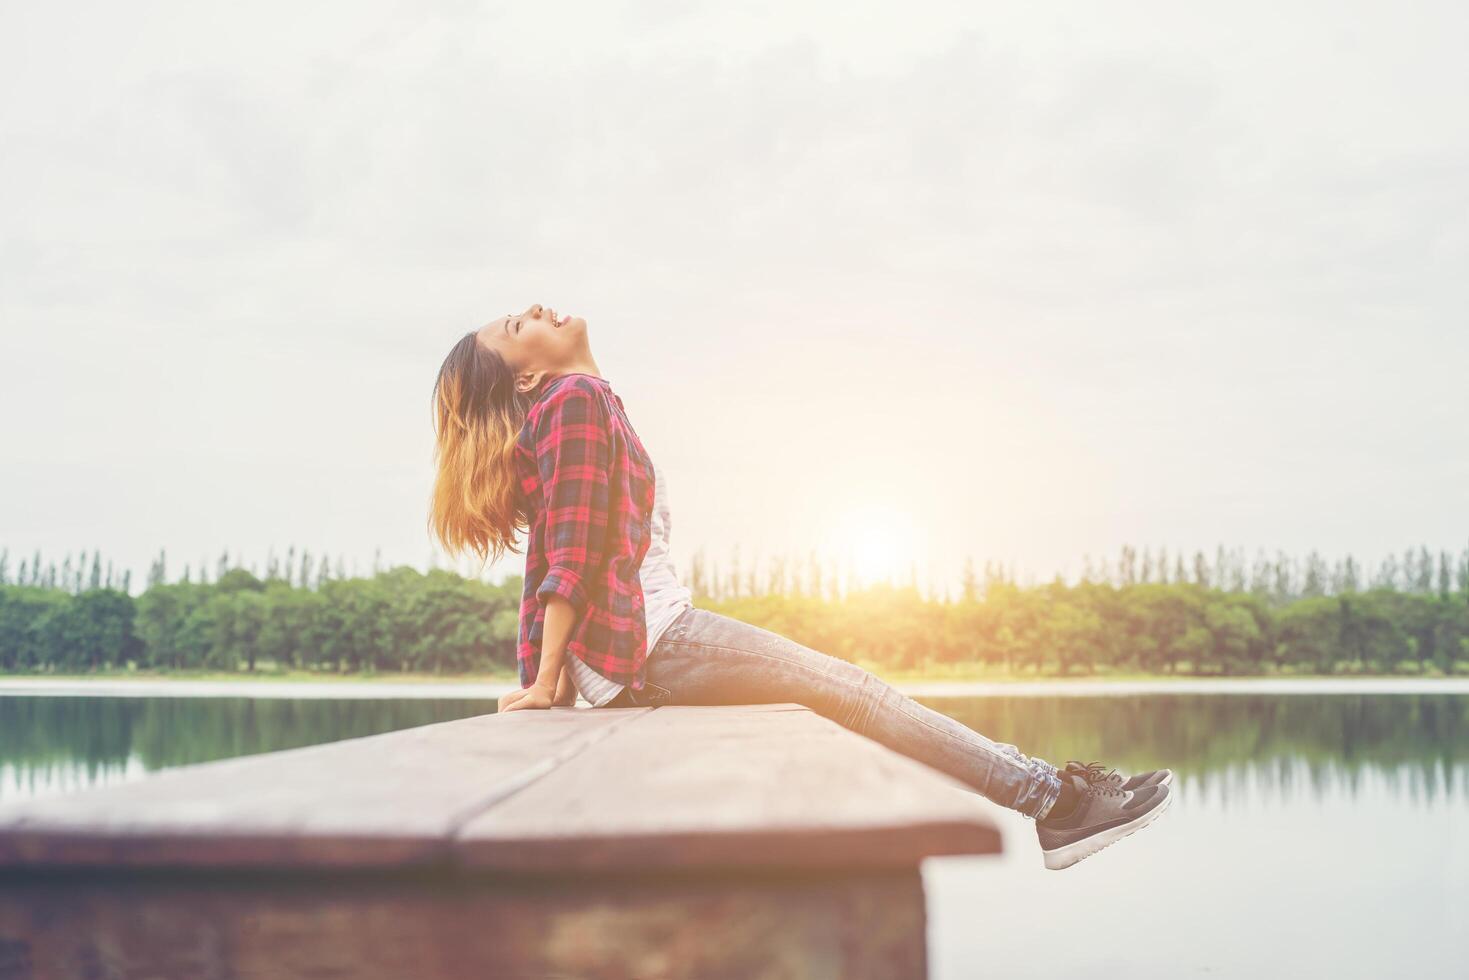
[499,684,556,713]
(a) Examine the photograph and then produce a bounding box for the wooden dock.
[0,703,1002,979]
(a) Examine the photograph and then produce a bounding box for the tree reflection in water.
[2,693,1466,806]
[924,693,1469,805]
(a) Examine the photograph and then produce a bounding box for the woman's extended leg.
[611,606,1064,820]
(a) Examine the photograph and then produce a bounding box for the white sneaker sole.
[1042,788,1174,871]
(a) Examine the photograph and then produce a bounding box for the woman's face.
[475,303,589,392]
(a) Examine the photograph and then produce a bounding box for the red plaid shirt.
[515,373,655,691]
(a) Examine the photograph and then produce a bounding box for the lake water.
[923,693,1469,979]
[2,690,1464,978]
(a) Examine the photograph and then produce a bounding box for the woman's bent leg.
[625,607,1063,820]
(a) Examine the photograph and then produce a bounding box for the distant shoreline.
[2,674,1467,700]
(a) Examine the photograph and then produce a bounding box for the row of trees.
[1,543,1467,676]
[0,567,508,675]
[687,544,1469,606]
[4,543,1468,606]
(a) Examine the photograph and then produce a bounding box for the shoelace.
[1064,760,1126,797]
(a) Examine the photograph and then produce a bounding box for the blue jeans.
[605,606,1064,820]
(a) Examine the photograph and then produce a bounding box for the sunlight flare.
[826,503,921,589]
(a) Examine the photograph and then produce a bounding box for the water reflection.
[0,695,491,802]
[923,693,1469,804]
[3,692,1467,807]
[917,694,1469,979]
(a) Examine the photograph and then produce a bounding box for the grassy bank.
[0,667,521,684]
[5,662,1467,686]
[857,659,1469,683]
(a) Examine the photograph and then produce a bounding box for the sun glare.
[827,504,921,589]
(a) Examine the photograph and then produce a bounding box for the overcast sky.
[3,0,1466,597]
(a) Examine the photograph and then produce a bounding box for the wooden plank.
[0,703,1001,875]
[456,704,1003,872]
[0,866,928,980]
[0,707,648,870]
[0,703,999,978]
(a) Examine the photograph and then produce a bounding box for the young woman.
[429,303,1173,871]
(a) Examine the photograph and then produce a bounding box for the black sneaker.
[1063,759,1173,791]
[1036,768,1173,871]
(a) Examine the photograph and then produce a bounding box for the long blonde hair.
[428,330,535,568]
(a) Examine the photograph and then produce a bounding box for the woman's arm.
[502,594,578,711]
[501,380,610,713]
[532,383,611,616]
[535,595,582,705]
